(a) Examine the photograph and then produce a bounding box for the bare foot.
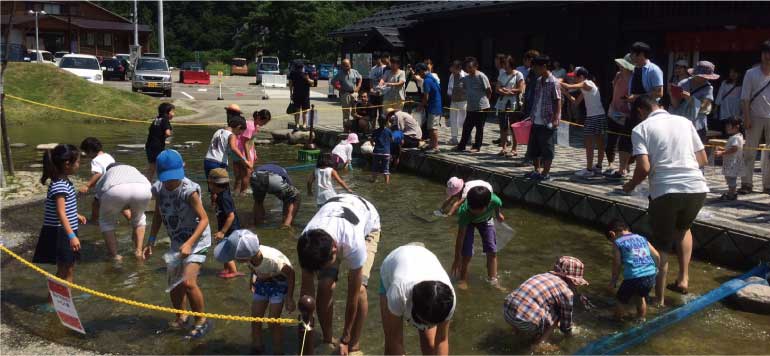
[457,280,469,290]
[532,342,560,354]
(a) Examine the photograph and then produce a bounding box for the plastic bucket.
[511,119,533,145]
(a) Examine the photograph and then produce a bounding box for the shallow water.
[2,118,769,354]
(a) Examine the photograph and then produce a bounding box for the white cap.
[214,229,260,263]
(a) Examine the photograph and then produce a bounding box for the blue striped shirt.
[43,179,78,229]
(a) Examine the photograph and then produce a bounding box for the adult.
[503,256,588,351]
[670,59,690,84]
[626,42,664,102]
[415,63,443,152]
[455,57,492,153]
[447,61,467,145]
[250,163,301,228]
[495,56,525,157]
[517,50,539,83]
[561,66,606,177]
[332,59,362,130]
[297,194,381,355]
[524,55,562,182]
[369,54,390,119]
[351,91,377,133]
[388,109,422,148]
[714,67,743,134]
[622,95,708,305]
[382,57,407,110]
[380,244,455,355]
[605,54,635,178]
[551,61,567,80]
[519,50,541,118]
[739,40,770,195]
[90,163,152,261]
[678,61,719,143]
[288,61,313,130]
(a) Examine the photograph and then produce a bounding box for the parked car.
[58,54,103,84]
[142,52,160,58]
[115,53,130,62]
[318,63,335,80]
[132,57,172,97]
[231,57,249,76]
[102,58,129,81]
[179,61,210,84]
[27,50,56,65]
[256,62,280,85]
[53,51,69,64]
[258,55,279,68]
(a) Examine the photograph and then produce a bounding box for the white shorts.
[98,182,152,232]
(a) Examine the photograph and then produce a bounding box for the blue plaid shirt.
[504,273,574,333]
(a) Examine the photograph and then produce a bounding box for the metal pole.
[133,0,139,46]
[157,0,164,59]
[34,12,40,63]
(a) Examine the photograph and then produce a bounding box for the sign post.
[217,71,224,100]
[47,279,86,334]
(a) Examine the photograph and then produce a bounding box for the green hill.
[3,62,192,123]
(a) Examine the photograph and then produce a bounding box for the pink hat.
[346,133,360,144]
[446,177,464,197]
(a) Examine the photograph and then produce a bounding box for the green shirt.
[457,193,502,226]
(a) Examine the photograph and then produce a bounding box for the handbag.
[286,100,297,115]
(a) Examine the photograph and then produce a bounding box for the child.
[331,133,359,170]
[207,168,244,279]
[440,177,493,216]
[370,116,393,184]
[33,144,87,293]
[607,220,660,319]
[559,67,606,177]
[450,186,504,290]
[715,117,745,201]
[205,116,250,203]
[307,154,353,207]
[145,103,174,179]
[391,126,404,169]
[78,137,115,193]
[214,230,295,354]
[231,114,257,195]
[144,149,212,339]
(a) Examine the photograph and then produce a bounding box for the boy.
[450,186,504,290]
[78,137,116,193]
[208,168,244,279]
[441,177,493,216]
[559,67,606,177]
[145,103,174,179]
[144,149,212,339]
[370,116,393,184]
[607,220,660,320]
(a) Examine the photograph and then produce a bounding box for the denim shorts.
[372,154,390,175]
[250,171,300,204]
[617,275,656,304]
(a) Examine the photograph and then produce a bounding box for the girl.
[33,144,87,291]
[715,118,745,201]
[145,103,174,179]
[204,116,250,202]
[307,154,353,207]
[248,241,295,354]
[331,133,359,170]
[231,115,257,195]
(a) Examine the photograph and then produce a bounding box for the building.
[331,2,770,100]
[1,1,151,57]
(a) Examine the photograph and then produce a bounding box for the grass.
[3,62,193,124]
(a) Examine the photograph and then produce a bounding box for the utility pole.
[29,10,46,62]
[1,1,17,180]
[158,0,165,59]
[133,0,139,46]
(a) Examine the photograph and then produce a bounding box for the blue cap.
[156,149,185,182]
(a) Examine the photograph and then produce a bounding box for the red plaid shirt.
[504,273,574,333]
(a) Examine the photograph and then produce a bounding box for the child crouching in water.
[33,144,87,292]
[607,220,660,320]
[441,177,494,216]
[370,116,393,184]
[208,168,244,279]
[307,153,353,207]
[715,117,745,201]
[214,229,295,354]
[144,149,213,339]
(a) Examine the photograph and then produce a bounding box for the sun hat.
[688,61,720,80]
[550,256,589,286]
[675,59,689,68]
[224,103,242,113]
[614,53,635,71]
[446,177,464,197]
[208,168,229,184]
[156,149,185,182]
[214,229,260,263]
[345,133,360,144]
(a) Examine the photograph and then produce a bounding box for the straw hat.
[224,103,242,113]
[614,53,635,72]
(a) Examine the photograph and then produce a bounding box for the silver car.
[132,57,172,97]
[256,62,280,85]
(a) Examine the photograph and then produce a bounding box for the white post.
[34,12,40,62]
[157,0,164,59]
[133,0,139,46]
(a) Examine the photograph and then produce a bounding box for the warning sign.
[47,279,86,334]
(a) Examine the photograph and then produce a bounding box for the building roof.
[55,16,152,32]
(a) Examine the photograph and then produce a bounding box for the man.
[288,61,313,130]
[626,42,664,102]
[503,256,588,352]
[387,108,422,149]
[622,95,708,306]
[297,194,381,355]
[369,54,390,119]
[351,91,376,133]
[415,63,442,152]
[524,55,562,181]
[447,60,468,145]
[332,59,362,130]
[455,57,492,153]
[678,61,719,143]
[380,243,455,355]
[739,40,770,194]
[519,50,540,118]
[250,163,301,228]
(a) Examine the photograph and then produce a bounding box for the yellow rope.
[0,244,296,324]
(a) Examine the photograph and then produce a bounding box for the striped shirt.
[503,273,574,334]
[43,178,78,229]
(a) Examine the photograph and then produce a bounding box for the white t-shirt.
[252,245,292,277]
[581,80,606,117]
[722,133,745,177]
[495,70,524,110]
[331,141,353,163]
[462,180,493,199]
[302,194,381,270]
[315,167,336,205]
[91,152,115,175]
[631,110,709,199]
[205,128,233,164]
[740,66,770,119]
[380,244,456,327]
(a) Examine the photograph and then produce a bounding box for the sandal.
[167,317,191,330]
[497,150,507,156]
[718,193,737,201]
[217,271,245,279]
[509,151,518,157]
[185,320,212,340]
[666,283,689,295]
[737,186,752,195]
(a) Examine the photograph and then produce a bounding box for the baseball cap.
[446,177,464,197]
[675,59,689,67]
[208,168,229,184]
[156,149,185,182]
[550,256,589,286]
[214,229,260,263]
[346,133,360,144]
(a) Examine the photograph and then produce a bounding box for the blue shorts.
[253,279,288,304]
[372,153,390,175]
[462,220,497,257]
[617,275,656,304]
[204,159,228,178]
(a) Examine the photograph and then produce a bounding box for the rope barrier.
[0,244,296,324]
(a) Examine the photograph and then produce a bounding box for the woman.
[495,56,525,157]
[714,68,742,135]
[382,58,406,110]
[671,59,690,84]
[605,54,635,179]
